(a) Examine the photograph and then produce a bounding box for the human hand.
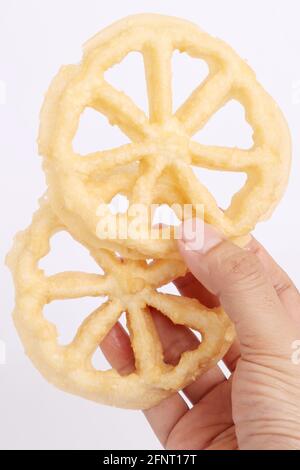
[101,220,300,450]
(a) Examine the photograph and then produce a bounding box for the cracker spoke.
[171,160,224,229]
[138,259,186,288]
[175,71,232,136]
[190,142,261,171]
[131,159,166,205]
[47,272,109,300]
[91,249,122,273]
[67,299,123,359]
[145,291,217,333]
[171,161,222,213]
[145,291,235,366]
[92,80,153,141]
[143,40,173,123]
[127,302,164,376]
[92,169,138,203]
[75,142,156,175]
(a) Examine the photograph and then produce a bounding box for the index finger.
[174,271,219,308]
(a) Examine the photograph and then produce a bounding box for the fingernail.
[180,218,224,253]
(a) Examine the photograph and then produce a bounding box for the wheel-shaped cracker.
[7,202,234,409]
[39,14,291,259]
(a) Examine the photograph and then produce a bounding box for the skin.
[100,220,300,450]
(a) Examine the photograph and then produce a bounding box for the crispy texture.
[8,14,291,409]
[7,202,234,409]
[39,14,291,259]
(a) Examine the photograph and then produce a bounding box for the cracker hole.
[191,166,247,211]
[190,329,202,343]
[172,50,209,113]
[98,312,134,375]
[73,107,130,155]
[194,100,253,149]
[151,281,207,368]
[179,390,193,409]
[218,360,231,379]
[150,308,199,366]
[39,231,103,276]
[91,347,112,371]
[44,297,107,346]
[105,51,148,116]
[119,311,130,335]
[157,282,180,296]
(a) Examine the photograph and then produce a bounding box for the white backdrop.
[1,0,299,450]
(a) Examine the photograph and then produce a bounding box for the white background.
[1,0,300,450]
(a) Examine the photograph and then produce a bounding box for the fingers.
[164,380,235,450]
[150,308,227,405]
[174,270,241,374]
[178,219,291,356]
[100,321,188,447]
[100,319,235,448]
[222,339,241,372]
[143,395,188,449]
[100,308,230,408]
[174,271,219,308]
[247,238,300,322]
[182,365,226,404]
[173,270,239,402]
[101,308,230,410]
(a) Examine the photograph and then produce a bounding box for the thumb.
[178,219,287,354]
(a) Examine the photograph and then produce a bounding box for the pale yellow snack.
[7,202,234,409]
[8,14,292,410]
[39,14,291,259]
